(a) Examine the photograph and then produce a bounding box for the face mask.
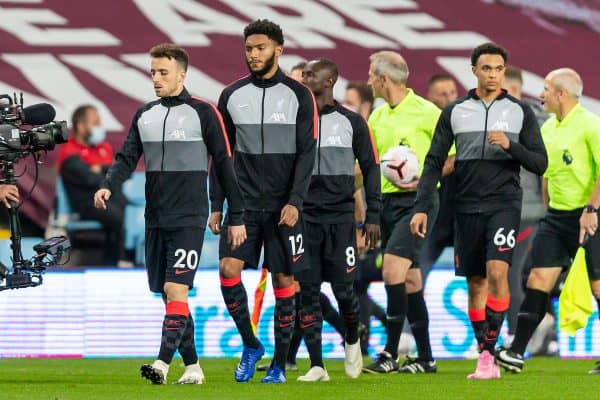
[88,126,106,146]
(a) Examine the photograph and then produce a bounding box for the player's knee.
[467,276,487,296]
[405,269,423,293]
[163,282,189,302]
[527,269,552,291]
[486,267,507,287]
[219,257,243,278]
[273,273,294,289]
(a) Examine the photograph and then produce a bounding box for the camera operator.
[0,184,19,208]
[57,105,128,265]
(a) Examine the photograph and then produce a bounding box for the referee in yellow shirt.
[497,68,600,374]
[362,51,446,374]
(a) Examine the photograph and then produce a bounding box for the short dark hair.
[312,58,339,83]
[244,19,284,45]
[149,43,189,71]
[504,66,523,83]
[290,61,306,73]
[427,73,455,89]
[71,104,96,132]
[346,81,373,104]
[470,42,508,66]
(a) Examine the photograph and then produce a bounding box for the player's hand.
[90,164,102,174]
[228,224,247,251]
[209,211,223,234]
[410,212,428,238]
[279,204,299,227]
[93,188,111,210]
[395,176,419,190]
[488,130,510,150]
[356,228,367,256]
[579,210,598,244]
[363,223,380,250]
[0,184,19,208]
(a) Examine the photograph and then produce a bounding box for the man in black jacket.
[294,58,380,382]
[94,43,246,385]
[410,43,547,379]
[208,19,317,384]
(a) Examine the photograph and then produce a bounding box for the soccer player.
[362,51,441,374]
[208,19,317,383]
[426,74,458,110]
[94,44,247,384]
[411,43,547,379]
[294,58,381,382]
[497,68,600,375]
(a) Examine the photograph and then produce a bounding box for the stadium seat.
[54,176,102,231]
[124,204,145,264]
[122,172,146,265]
[0,237,45,268]
[122,172,145,206]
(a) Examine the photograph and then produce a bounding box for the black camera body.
[0,93,70,291]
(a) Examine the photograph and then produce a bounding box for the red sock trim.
[468,308,486,322]
[166,301,190,316]
[487,294,510,312]
[274,285,295,299]
[220,275,241,287]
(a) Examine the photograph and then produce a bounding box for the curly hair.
[244,19,284,45]
[470,42,508,66]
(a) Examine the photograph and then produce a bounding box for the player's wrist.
[584,204,598,214]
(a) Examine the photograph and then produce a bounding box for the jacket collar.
[160,87,191,107]
[250,67,286,88]
[468,88,508,101]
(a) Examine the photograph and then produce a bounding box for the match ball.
[381,145,420,186]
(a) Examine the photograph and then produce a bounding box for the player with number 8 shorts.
[208,20,317,384]
[411,43,547,379]
[293,59,381,382]
[95,44,247,385]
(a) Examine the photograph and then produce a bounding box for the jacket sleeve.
[351,114,381,225]
[209,90,236,213]
[505,103,548,175]
[200,102,245,226]
[61,156,104,189]
[101,108,143,192]
[288,87,317,210]
[414,105,455,214]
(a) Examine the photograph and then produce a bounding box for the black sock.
[482,295,510,355]
[383,283,407,359]
[371,298,388,328]
[158,301,189,364]
[512,289,548,355]
[320,292,345,336]
[300,283,323,368]
[333,283,360,345]
[407,290,433,361]
[273,285,296,369]
[468,308,487,351]
[287,293,303,365]
[178,314,198,365]
[220,276,259,349]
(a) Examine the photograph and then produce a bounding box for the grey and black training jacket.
[414,89,548,214]
[102,87,245,228]
[210,68,317,213]
[303,102,381,225]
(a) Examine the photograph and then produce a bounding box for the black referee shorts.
[145,227,205,293]
[532,208,600,280]
[381,191,439,268]
[219,210,309,275]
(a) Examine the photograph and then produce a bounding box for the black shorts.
[532,208,600,280]
[295,221,357,284]
[219,210,309,275]
[381,192,439,268]
[454,208,520,277]
[145,227,205,293]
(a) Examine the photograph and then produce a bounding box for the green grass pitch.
[0,357,597,400]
